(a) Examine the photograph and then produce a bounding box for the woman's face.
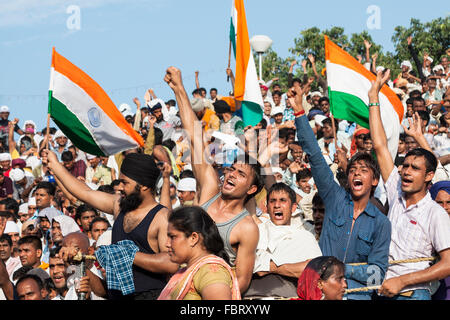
[166,223,193,265]
[319,266,347,300]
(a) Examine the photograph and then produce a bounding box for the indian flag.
[48,48,144,156]
[325,36,404,159]
[230,0,264,126]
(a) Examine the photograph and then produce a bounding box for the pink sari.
[158,254,241,300]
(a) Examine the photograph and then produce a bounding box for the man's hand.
[161,162,172,180]
[226,68,234,77]
[77,275,92,300]
[378,277,406,298]
[402,112,424,139]
[41,149,59,169]
[307,54,315,64]
[164,67,184,92]
[364,40,372,50]
[289,161,302,174]
[133,97,141,108]
[301,60,307,72]
[368,69,391,99]
[407,36,413,46]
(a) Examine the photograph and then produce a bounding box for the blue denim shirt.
[295,115,391,300]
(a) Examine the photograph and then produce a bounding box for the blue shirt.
[295,115,391,300]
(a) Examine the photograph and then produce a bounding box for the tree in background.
[254,16,449,90]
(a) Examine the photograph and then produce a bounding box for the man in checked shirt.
[369,69,450,300]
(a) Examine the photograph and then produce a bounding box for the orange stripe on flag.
[51,48,144,146]
[324,36,403,122]
[234,0,251,101]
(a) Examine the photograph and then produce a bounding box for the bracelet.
[294,110,305,117]
[368,103,380,107]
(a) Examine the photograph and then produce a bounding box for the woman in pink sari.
[158,206,241,300]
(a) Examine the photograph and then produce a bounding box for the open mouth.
[273,211,284,220]
[352,179,363,191]
[223,179,236,190]
[401,177,413,186]
[52,274,65,283]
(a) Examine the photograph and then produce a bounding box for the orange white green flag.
[230,0,264,126]
[48,48,144,156]
[324,36,404,159]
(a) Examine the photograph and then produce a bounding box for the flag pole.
[330,113,338,151]
[227,40,232,82]
[45,113,50,150]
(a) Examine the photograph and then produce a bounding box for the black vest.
[110,204,167,297]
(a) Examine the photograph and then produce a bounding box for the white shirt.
[384,167,450,293]
[254,220,322,273]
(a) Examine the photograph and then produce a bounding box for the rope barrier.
[347,256,436,266]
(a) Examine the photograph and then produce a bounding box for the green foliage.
[257,16,449,88]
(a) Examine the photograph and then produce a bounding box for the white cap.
[271,167,283,175]
[9,168,25,182]
[0,105,9,113]
[433,65,444,72]
[0,153,11,162]
[426,56,433,63]
[314,115,328,127]
[53,130,66,139]
[28,197,36,206]
[401,60,412,70]
[177,178,196,192]
[183,163,192,171]
[310,91,323,98]
[271,106,284,116]
[19,203,28,214]
[4,221,20,234]
[86,153,97,160]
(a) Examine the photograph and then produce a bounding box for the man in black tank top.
[43,151,179,300]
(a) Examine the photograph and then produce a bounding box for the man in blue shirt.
[290,85,391,300]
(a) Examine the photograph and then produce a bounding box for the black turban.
[120,153,161,189]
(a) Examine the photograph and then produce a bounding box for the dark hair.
[0,198,19,216]
[210,88,217,93]
[35,181,56,197]
[16,274,44,291]
[13,266,34,281]
[97,184,115,194]
[306,256,345,281]
[180,169,195,179]
[346,152,380,180]
[258,118,267,129]
[168,206,230,265]
[49,246,61,259]
[399,132,406,142]
[162,139,176,152]
[318,97,329,104]
[166,99,176,107]
[110,179,124,188]
[75,204,98,223]
[272,90,282,97]
[18,235,42,251]
[322,117,338,133]
[192,88,202,96]
[404,148,438,174]
[296,168,312,182]
[312,193,324,207]
[233,152,264,203]
[416,110,430,126]
[154,127,163,145]
[412,97,426,106]
[89,216,110,231]
[61,150,74,162]
[266,182,296,206]
[409,90,422,98]
[0,234,12,247]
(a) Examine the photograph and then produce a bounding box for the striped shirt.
[384,167,450,293]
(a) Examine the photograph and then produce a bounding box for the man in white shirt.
[245,183,322,298]
[369,69,450,300]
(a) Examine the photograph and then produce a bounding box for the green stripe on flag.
[329,90,369,129]
[241,100,262,127]
[229,17,236,57]
[49,92,106,156]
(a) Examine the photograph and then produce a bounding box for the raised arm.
[164,67,219,203]
[368,69,395,183]
[195,71,200,89]
[42,149,121,216]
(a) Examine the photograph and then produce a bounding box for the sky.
[0,0,448,133]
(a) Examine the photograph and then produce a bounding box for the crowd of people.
[0,37,449,301]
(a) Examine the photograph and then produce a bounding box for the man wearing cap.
[42,150,179,299]
[86,154,112,186]
[3,221,20,258]
[190,97,220,132]
[51,130,69,162]
[0,106,24,150]
[271,106,284,129]
[176,177,196,206]
[10,168,34,202]
[0,153,12,178]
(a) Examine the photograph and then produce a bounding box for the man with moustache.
[369,69,450,300]
[289,83,391,300]
[42,150,179,300]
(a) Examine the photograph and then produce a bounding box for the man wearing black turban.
[42,150,179,300]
